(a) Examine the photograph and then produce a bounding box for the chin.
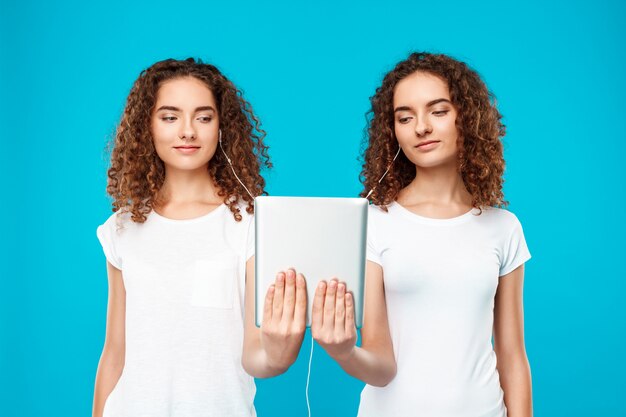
[409,155,457,169]
[163,160,211,172]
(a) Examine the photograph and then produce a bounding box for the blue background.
[1,0,625,416]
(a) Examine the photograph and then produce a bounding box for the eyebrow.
[155,105,216,112]
[394,98,452,113]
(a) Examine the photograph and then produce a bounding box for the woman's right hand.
[259,268,307,372]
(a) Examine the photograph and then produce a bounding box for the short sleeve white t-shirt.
[359,202,531,417]
[96,204,256,417]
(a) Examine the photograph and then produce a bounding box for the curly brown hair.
[360,52,507,210]
[106,58,271,222]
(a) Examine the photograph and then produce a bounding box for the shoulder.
[368,203,395,221]
[222,202,255,230]
[98,209,134,233]
[220,202,255,258]
[481,208,531,272]
[235,202,255,222]
[368,203,387,216]
[477,207,524,232]
[368,202,404,228]
[366,203,399,244]
[96,210,136,269]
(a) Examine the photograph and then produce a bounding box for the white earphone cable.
[305,332,314,417]
[365,146,402,199]
[218,130,255,200]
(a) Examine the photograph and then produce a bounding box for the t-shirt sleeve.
[96,214,123,270]
[366,209,383,266]
[245,216,255,261]
[499,216,531,276]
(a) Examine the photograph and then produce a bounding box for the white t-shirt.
[96,204,256,417]
[358,202,531,417]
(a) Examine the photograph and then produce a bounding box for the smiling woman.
[313,52,532,417]
[105,58,270,223]
[362,53,506,211]
[93,58,307,417]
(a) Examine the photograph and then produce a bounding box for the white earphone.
[365,146,402,199]
[218,129,255,200]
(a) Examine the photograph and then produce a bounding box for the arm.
[92,262,126,417]
[311,261,396,387]
[494,264,532,417]
[242,257,308,378]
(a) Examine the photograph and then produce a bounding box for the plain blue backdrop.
[1,0,625,416]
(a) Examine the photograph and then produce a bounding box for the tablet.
[255,196,367,328]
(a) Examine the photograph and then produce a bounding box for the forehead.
[155,76,216,107]
[393,71,450,106]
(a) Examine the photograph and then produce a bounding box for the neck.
[398,161,472,208]
[158,165,221,206]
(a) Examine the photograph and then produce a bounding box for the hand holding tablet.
[311,279,358,362]
[259,268,308,372]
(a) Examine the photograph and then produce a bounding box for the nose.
[179,118,196,141]
[414,116,432,137]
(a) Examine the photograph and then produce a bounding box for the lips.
[416,140,440,148]
[174,146,201,154]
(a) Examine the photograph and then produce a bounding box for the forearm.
[335,345,396,387]
[311,272,396,386]
[92,353,124,417]
[497,353,532,417]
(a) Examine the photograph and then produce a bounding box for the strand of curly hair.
[106,58,271,223]
[360,52,507,210]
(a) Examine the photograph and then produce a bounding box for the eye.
[197,116,213,123]
[397,116,413,124]
[160,116,177,122]
[432,110,449,117]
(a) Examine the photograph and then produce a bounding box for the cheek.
[151,132,167,155]
[394,122,414,144]
[151,142,169,164]
[151,121,180,146]
[437,119,460,142]
[201,124,219,139]
[200,130,220,152]
[150,128,173,160]
[150,121,166,144]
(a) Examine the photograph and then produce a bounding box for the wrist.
[266,360,289,375]
[263,349,293,375]
[331,345,357,364]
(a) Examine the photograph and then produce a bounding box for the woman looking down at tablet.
[313,52,532,417]
[93,58,305,417]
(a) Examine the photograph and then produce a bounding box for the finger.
[282,269,297,320]
[262,284,275,326]
[323,279,337,329]
[294,273,307,329]
[311,280,326,333]
[345,291,356,335]
[335,282,346,331]
[272,272,285,321]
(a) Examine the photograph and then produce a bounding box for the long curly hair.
[106,58,271,222]
[360,52,507,209]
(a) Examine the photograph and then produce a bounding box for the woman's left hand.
[311,279,357,361]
